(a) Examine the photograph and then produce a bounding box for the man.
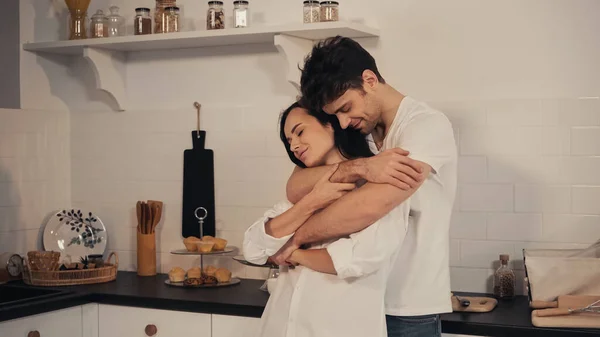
[272,36,457,337]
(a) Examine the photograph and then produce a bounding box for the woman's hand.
[306,164,356,210]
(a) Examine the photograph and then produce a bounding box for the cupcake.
[197,241,215,253]
[187,267,201,279]
[168,267,185,282]
[204,265,217,277]
[183,236,201,252]
[215,268,232,283]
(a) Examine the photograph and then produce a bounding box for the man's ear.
[361,70,379,89]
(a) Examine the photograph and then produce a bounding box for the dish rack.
[23,252,118,286]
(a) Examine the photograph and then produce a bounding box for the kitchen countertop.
[2,271,599,337]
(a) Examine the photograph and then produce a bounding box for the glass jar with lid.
[207,1,225,30]
[320,1,339,22]
[164,6,180,33]
[90,9,108,38]
[134,7,152,35]
[303,1,320,23]
[493,254,516,299]
[233,1,249,28]
[155,0,176,33]
[106,5,124,37]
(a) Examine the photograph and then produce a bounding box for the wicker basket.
[23,252,118,287]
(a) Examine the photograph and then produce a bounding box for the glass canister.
[493,254,516,299]
[207,1,225,30]
[164,6,180,33]
[90,9,108,38]
[233,1,249,28]
[106,6,124,37]
[303,1,320,23]
[155,0,176,33]
[320,1,339,22]
[68,8,87,40]
[134,8,152,35]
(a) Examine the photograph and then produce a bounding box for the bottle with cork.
[493,254,516,299]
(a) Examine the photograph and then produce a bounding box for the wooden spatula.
[136,201,142,233]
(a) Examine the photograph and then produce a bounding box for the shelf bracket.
[274,34,315,92]
[82,47,127,111]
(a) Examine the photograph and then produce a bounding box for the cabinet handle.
[27,331,40,337]
[145,324,157,336]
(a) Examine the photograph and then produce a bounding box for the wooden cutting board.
[531,295,600,309]
[531,295,600,328]
[451,293,498,313]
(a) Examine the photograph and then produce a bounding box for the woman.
[243,102,410,337]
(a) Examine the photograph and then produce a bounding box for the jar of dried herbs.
[320,1,339,22]
[493,254,516,299]
[134,8,152,35]
[164,6,180,33]
[233,1,249,28]
[207,1,225,30]
[90,10,108,38]
[303,1,320,23]
[155,0,176,33]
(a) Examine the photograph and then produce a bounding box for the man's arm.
[286,148,425,204]
[271,163,430,265]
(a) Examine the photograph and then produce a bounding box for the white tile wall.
[0,108,70,254]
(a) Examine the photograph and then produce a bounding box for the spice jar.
[164,6,180,33]
[207,1,225,30]
[134,8,152,35]
[106,6,124,37]
[233,1,249,28]
[68,8,87,40]
[320,1,339,22]
[303,1,320,23]
[90,10,108,38]
[155,0,176,33]
[493,254,516,299]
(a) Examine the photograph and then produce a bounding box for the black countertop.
[2,272,599,337]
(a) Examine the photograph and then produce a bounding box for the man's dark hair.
[300,35,385,112]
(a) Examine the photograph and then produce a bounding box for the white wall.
[10,0,600,291]
[0,108,70,254]
[0,0,20,109]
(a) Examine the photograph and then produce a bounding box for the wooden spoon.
[136,201,142,233]
[141,202,146,234]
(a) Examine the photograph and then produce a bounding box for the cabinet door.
[0,306,82,337]
[98,304,211,337]
[212,314,261,337]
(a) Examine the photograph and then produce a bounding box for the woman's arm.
[288,249,337,275]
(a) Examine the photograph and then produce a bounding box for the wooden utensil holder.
[137,231,157,276]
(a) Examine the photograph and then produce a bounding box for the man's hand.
[363,148,425,189]
[270,237,300,266]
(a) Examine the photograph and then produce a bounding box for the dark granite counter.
[1,272,599,337]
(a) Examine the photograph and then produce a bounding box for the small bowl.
[27,251,60,271]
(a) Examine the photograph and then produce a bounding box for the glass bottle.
[90,10,108,38]
[68,8,87,40]
[106,6,124,37]
[155,0,176,33]
[207,1,225,30]
[134,8,152,35]
[164,6,180,33]
[233,1,249,28]
[493,254,516,299]
[320,1,339,22]
[303,1,320,23]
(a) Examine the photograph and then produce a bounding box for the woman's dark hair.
[279,101,374,168]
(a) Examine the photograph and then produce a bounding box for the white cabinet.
[212,314,261,337]
[98,304,211,337]
[0,306,82,337]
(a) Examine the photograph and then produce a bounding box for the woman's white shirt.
[243,199,410,337]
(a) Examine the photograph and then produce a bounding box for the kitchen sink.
[0,285,66,307]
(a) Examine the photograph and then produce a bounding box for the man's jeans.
[386,314,442,337]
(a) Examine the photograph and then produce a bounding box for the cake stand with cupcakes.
[165,207,239,288]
